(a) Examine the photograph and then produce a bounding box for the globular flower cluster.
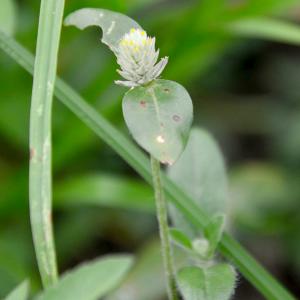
[115,28,168,87]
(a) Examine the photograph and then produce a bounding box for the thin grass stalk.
[29,0,65,287]
[0,32,296,300]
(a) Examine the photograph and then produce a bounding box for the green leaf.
[54,173,154,212]
[204,214,225,258]
[170,228,193,250]
[177,264,236,300]
[36,255,133,300]
[168,128,228,235]
[123,79,193,164]
[0,0,16,36]
[227,18,300,46]
[64,8,142,51]
[4,280,29,300]
[106,240,166,300]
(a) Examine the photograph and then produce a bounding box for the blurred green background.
[1,0,300,299]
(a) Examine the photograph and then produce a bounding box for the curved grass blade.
[227,18,300,46]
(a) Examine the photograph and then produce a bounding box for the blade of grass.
[29,0,65,287]
[0,32,296,300]
[227,18,300,45]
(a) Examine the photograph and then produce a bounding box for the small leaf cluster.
[170,215,236,300]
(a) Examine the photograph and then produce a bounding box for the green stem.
[29,0,65,287]
[150,156,178,300]
[0,33,296,300]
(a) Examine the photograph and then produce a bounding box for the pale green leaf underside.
[4,280,29,300]
[123,79,193,164]
[36,255,133,300]
[64,8,142,51]
[0,0,16,36]
[177,264,236,300]
[168,128,227,235]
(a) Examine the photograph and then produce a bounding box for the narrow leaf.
[170,228,193,250]
[64,8,142,51]
[177,264,236,300]
[54,173,154,212]
[123,79,193,164]
[4,280,29,300]
[204,214,225,258]
[36,255,133,300]
[0,0,16,35]
[227,18,300,46]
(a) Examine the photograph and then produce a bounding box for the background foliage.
[0,0,300,298]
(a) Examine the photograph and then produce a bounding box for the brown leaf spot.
[30,148,36,160]
[172,115,181,122]
[164,88,170,93]
[140,100,147,108]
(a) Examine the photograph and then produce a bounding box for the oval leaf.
[168,128,228,235]
[64,8,142,51]
[122,79,193,164]
[4,280,29,300]
[36,255,133,300]
[177,264,236,300]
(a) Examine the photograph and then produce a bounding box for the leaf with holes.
[122,79,193,164]
[177,264,236,300]
[64,8,142,52]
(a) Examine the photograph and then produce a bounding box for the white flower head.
[115,28,168,87]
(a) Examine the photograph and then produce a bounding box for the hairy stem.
[29,0,65,287]
[151,156,178,300]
